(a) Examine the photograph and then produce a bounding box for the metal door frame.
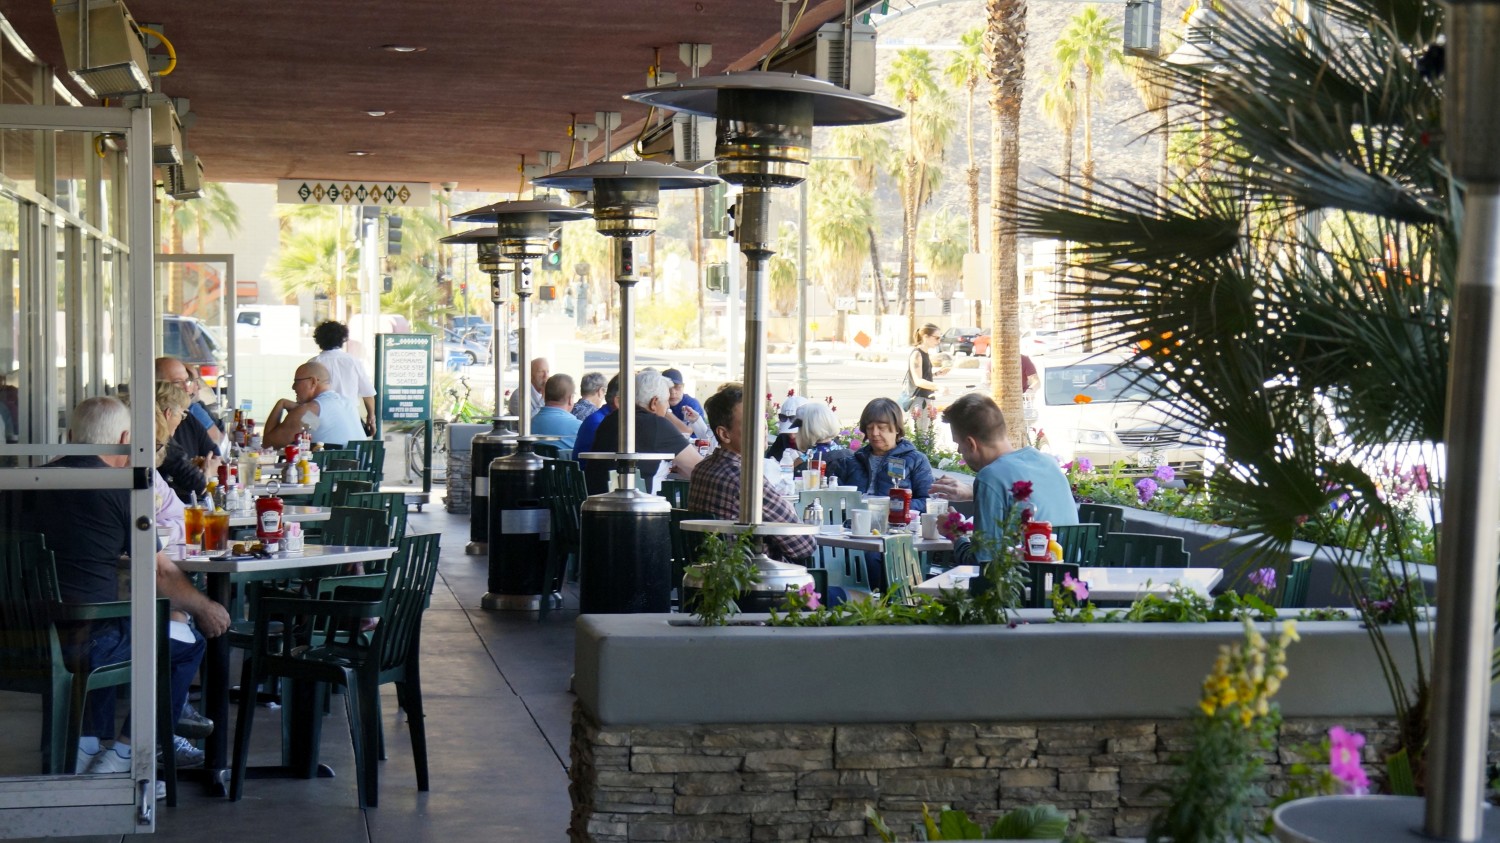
[155,253,237,411]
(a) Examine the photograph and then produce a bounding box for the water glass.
[850,509,872,536]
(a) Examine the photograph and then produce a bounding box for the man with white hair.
[583,370,702,495]
[262,361,367,448]
[18,396,230,778]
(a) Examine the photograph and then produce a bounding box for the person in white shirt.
[507,357,548,419]
[310,321,377,435]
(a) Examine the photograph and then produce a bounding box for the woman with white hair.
[581,369,704,495]
[794,402,849,467]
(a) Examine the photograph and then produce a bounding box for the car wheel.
[464,351,478,365]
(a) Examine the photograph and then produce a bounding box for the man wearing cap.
[765,394,807,463]
[662,367,712,443]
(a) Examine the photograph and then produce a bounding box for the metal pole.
[1426,4,1500,835]
[492,274,508,425]
[515,263,532,438]
[737,189,774,526]
[615,238,637,482]
[796,179,810,398]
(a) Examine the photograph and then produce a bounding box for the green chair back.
[324,507,391,551]
[310,449,357,469]
[1077,503,1127,536]
[327,459,361,472]
[1279,556,1313,609]
[344,492,409,544]
[311,469,377,507]
[349,439,386,485]
[375,533,442,675]
[881,534,924,602]
[798,489,863,526]
[659,478,691,509]
[1023,562,1081,609]
[1098,532,1189,568]
[1053,524,1101,567]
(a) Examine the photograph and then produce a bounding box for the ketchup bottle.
[1023,521,1054,562]
[256,494,285,549]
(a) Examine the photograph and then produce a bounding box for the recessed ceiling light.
[347,150,373,157]
[380,44,425,53]
[365,110,389,117]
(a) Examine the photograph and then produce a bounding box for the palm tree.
[809,162,874,342]
[1038,69,1079,195]
[985,0,1029,431]
[886,49,950,338]
[1124,53,1173,199]
[267,208,359,316]
[920,210,967,307]
[945,28,987,254]
[828,125,894,316]
[1017,0,1446,786]
[1054,6,1122,191]
[769,221,799,317]
[160,182,242,313]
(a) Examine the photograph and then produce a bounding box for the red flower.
[787,388,796,397]
[1011,480,1034,501]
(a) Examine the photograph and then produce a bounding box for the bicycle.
[402,376,490,483]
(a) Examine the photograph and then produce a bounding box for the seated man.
[935,393,1079,566]
[686,383,816,565]
[584,371,701,495]
[572,371,607,422]
[530,373,583,452]
[662,367,711,443]
[21,397,230,777]
[262,361,367,449]
[573,375,618,460]
[507,357,548,419]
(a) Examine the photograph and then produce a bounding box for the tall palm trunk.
[1081,67,1096,191]
[965,81,981,254]
[987,0,1027,433]
[904,154,920,340]
[868,226,888,320]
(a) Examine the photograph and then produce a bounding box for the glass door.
[0,104,160,835]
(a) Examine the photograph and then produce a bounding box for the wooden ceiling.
[0,0,862,190]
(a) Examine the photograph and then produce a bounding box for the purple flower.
[798,581,822,610]
[1328,726,1369,794]
[1063,572,1089,601]
[1154,464,1175,483]
[1075,457,1093,474]
[1136,477,1159,504]
[1249,567,1277,592]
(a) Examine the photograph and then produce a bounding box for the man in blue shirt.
[934,393,1078,563]
[572,374,618,459]
[530,373,583,452]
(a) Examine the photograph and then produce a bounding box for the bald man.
[262,362,368,448]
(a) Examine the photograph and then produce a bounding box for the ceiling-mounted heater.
[165,151,203,200]
[53,0,153,99]
[767,22,877,96]
[149,99,182,165]
[1123,0,1163,56]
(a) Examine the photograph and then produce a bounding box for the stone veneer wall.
[569,706,1418,843]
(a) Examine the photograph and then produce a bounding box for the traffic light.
[382,274,393,293]
[386,214,403,257]
[542,229,563,271]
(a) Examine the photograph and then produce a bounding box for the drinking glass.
[183,505,206,545]
[203,511,230,552]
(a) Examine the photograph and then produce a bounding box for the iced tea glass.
[203,510,230,552]
[183,505,205,545]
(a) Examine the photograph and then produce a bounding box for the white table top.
[173,544,395,575]
[814,528,953,554]
[227,505,332,528]
[915,564,1224,602]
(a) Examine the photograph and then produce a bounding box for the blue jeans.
[70,618,205,740]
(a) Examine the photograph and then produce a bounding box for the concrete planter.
[569,612,1499,842]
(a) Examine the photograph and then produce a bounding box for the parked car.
[443,328,492,366]
[162,314,227,388]
[939,326,982,355]
[1030,354,1208,478]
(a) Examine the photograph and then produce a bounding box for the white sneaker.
[75,746,101,775]
[172,735,204,769]
[83,746,132,775]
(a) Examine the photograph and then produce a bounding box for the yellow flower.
[1281,620,1300,643]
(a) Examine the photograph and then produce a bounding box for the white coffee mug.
[850,509,872,536]
[921,511,941,540]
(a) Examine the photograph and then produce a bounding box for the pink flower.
[1011,480,1034,501]
[798,581,821,610]
[1063,572,1089,601]
[1075,457,1093,473]
[1328,726,1369,794]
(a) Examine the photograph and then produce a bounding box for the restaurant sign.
[277,179,432,207]
[377,333,433,422]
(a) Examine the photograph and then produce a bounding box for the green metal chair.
[348,439,386,486]
[344,492,409,545]
[1023,562,1082,609]
[538,462,583,619]
[881,534,924,602]
[309,449,357,470]
[668,509,710,609]
[1279,556,1313,609]
[550,460,588,583]
[659,478,691,510]
[798,489,863,527]
[1098,532,1190,568]
[309,469,377,507]
[1077,503,1127,536]
[0,532,179,801]
[1053,524,1101,567]
[231,532,442,808]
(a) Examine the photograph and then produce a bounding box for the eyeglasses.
[292,376,314,386]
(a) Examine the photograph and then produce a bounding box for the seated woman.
[831,397,933,513]
[153,380,191,546]
[794,402,850,472]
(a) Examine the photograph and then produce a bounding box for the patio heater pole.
[1426,2,1500,837]
[514,262,533,439]
[738,187,773,528]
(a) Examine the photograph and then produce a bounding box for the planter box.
[569,613,1498,842]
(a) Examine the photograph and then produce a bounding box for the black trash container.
[482,444,550,611]
[465,431,516,556]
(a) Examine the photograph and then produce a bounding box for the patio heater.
[626,71,900,596]
[533,160,720,613]
[1272,2,1500,841]
[437,226,517,556]
[451,199,591,612]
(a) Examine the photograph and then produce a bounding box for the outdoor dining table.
[175,543,397,794]
[814,528,953,555]
[914,564,1225,601]
[226,505,333,528]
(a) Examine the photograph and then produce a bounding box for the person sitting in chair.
[262,362,368,449]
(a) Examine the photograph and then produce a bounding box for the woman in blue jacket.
[832,397,934,513]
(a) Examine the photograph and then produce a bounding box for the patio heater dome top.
[623,70,904,126]
[438,226,499,244]
[451,198,592,260]
[440,227,508,285]
[534,160,721,238]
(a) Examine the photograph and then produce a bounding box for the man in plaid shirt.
[687,384,817,564]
